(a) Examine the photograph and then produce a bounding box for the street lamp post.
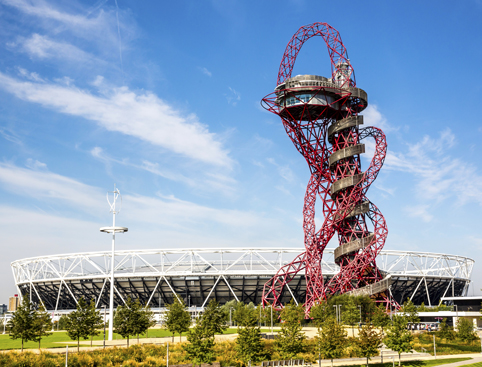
[333,305,342,323]
[100,185,128,341]
[271,305,273,335]
[102,305,106,349]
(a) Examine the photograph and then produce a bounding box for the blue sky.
[1,0,482,303]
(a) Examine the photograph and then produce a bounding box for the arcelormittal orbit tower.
[261,22,392,315]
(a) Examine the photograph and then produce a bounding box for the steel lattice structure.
[11,248,473,312]
[261,22,389,314]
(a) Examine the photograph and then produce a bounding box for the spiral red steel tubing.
[261,22,396,316]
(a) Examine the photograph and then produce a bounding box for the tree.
[384,314,413,366]
[183,300,225,367]
[235,308,265,366]
[132,303,156,343]
[85,300,103,347]
[371,304,390,334]
[164,296,191,342]
[342,299,360,336]
[34,303,52,349]
[233,302,257,327]
[8,295,37,352]
[438,318,455,342]
[199,299,227,337]
[65,297,93,352]
[275,300,306,359]
[183,324,215,367]
[317,316,347,367]
[357,324,382,366]
[401,298,419,330]
[457,318,478,343]
[310,300,333,329]
[114,297,151,347]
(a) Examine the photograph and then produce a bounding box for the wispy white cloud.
[363,104,396,132]
[267,157,295,182]
[0,72,233,167]
[226,87,241,106]
[2,0,122,44]
[90,147,237,196]
[0,162,103,212]
[0,162,260,229]
[16,66,45,82]
[199,67,212,77]
[404,205,433,223]
[17,33,98,63]
[381,129,482,206]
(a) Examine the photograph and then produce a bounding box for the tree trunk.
[331,358,333,367]
[353,326,355,337]
[127,336,129,348]
[39,338,41,350]
[91,335,93,347]
[180,332,182,343]
[172,333,174,342]
[398,353,401,366]
[366,356,369,366]
[21,339,24,353]
[78,337,80,353]
[137,333,139,344]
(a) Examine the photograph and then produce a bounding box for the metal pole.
[230,308,232,327]
[167,342,169,367]
[65,345,68,367]
[3,315,5,334]
[358,305,362,324]
[103,306,106,349]
[109,213,115,342]
[433,334,436,358]
[271,305,273,335]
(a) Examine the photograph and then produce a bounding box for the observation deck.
[274,74,368,121]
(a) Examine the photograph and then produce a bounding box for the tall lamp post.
[100,185,127,341]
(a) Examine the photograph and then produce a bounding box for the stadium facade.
[11,248,473,312]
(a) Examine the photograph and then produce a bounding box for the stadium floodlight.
[100,185,127,341]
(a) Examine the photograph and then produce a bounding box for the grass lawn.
[342,358,472,367]
[0,327,249,350]
[458,363,482,367]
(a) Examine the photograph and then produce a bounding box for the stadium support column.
[100,185,128,341]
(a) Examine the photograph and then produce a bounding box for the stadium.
[11,248,474,312]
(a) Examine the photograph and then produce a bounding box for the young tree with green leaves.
[183,323,216,367]
[85,299,103,347]
[133,303,156,343]
[275,300,306,359]
[357,324,383,366]
[34,303,52,349]
[371,304,390,334]
[317,316,347,367]
[438,318,455,342]
[8,295,37,352]
[342,299,360,336]
[456,317,478,342]
[384,314,413,366]
[164,296,191,342]
[65,297,93,352]
[310,300,333,329]
[401,298,419,331]
[199,299,227,337]
[114,297,146,347]
[183,299,225,367]
[235,308,265,366]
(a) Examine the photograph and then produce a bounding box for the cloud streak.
[0,72,233,167]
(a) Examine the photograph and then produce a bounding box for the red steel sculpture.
[261,22,393,316]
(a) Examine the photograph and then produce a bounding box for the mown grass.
[0,327,245,351]
[343,358,472,367]
[458,363,482,367]
[414,333,481,355]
